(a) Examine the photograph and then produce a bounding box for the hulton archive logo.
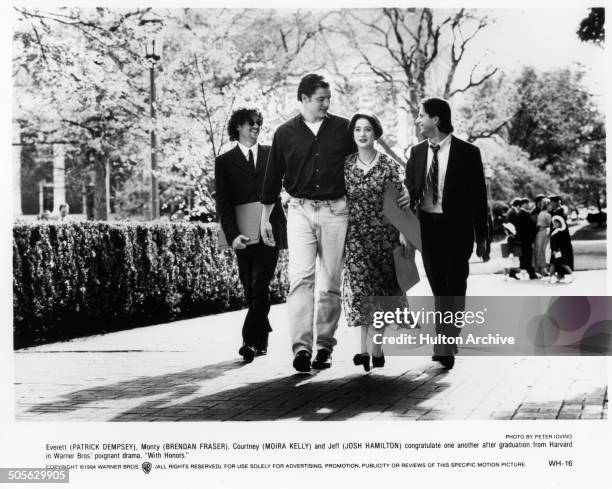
[141,462,152,474]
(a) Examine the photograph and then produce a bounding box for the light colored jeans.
[287,196,348,355]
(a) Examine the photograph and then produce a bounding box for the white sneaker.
[549,276,559,284]
[561,274,574,284]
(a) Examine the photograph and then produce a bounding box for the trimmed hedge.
[13,221,288,348]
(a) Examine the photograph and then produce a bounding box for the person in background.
[506,198,521,230]
[549,216,574,283]
[534,198,552,276]
[501,222,520,280]
[530,194,546,224]
[59,203,70,221]
[549,195,574,270]
[516,198,538,279]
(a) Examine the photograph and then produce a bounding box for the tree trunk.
[93,153,110,220]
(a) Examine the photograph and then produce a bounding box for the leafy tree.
[504,66,605,208]
[477,137,558,203]
[13,7,151,219]
[577,7,605,46]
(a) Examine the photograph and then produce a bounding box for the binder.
[217,202,263,249]
[382,181,422,250]
[393,245,420,292]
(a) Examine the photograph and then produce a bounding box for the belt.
[420,210,445,221]
[291,196,345,205]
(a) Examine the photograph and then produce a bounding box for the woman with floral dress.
[343,110,409,371]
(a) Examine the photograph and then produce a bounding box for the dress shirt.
[261,113,355,204]
[420,133,452,214]
[237,142,258,168]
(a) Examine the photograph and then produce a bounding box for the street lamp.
[144,30,163,220]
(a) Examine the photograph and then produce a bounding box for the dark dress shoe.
[432,355,455,370]
[311,349,332,369]
[239,344,256,363]
[372,354,385,368]
[293,351,312,372]
[353,353,370,372]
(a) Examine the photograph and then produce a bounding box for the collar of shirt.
[237,142,258,164]
[428,133,452,150]
[298,113,330,135]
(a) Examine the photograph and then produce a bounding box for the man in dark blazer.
[400,97,489,370]
[215,108,287,363]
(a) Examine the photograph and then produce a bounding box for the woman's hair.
[348,111,383,139]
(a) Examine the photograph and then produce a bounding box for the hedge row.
[13,222,288,348]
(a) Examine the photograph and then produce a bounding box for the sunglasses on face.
[247,118,263,126]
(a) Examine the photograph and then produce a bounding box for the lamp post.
[144,35,162,220]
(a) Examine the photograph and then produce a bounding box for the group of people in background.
[38,203,70,222]
[504,194,574,283]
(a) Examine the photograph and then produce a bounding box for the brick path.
[14,271,608,422]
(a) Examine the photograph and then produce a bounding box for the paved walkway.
[14,271,608,421]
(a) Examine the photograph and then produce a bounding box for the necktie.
[248,149,255,168]
[425,144,440,205]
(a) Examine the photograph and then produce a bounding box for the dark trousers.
[235,241,279,348]
[420,212,472,356]
[519,242,537,278]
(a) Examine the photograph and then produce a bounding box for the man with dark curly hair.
[215,108,287,362]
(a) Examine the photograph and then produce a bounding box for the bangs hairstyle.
[227,108,263,142]
[421,97,454,134]
[297,74,330,101]
[348,114,383,139]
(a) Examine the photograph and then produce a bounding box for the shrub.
[13,221,288,348]
[586,212,607,226]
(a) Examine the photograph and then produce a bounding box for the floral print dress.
[342,152,405,328]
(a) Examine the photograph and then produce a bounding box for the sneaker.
[292,350,312,372]
[549,276,559,284]
[561,274,574,284]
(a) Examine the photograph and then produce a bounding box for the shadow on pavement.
[107,364,454,421]
[24,359,250,416]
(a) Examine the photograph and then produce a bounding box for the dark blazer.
[405,135,488,251]
[215,144,287,249]
[516,208,536,245]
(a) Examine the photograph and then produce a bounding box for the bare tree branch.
[448,66,499,98]
[466,118,510,142]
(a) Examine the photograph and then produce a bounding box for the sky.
[459,8,605,103]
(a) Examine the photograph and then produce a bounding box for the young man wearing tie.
[400,97,489,370]
[215,108,287,362]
